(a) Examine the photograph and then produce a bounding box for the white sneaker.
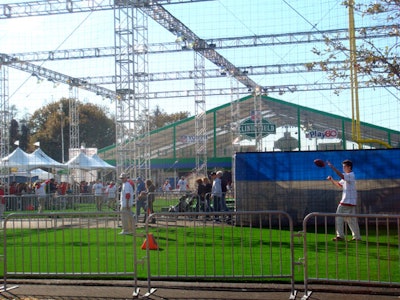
[119,231,132,235]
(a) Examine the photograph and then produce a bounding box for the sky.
[0,0,399,134]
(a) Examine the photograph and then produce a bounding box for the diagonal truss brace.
[140,4,261,92]
[0,0,215,19]
[0,53,117,100]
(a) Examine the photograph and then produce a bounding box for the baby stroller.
[169,192,197,213]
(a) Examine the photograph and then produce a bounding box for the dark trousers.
[213,196,222,220]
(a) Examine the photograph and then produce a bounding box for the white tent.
[65,152,99,170]
[1,147,39,170]
[65,152,115,183]
[66,152,115,170]
[29,148,67,169]
[1,147,66,170]
[1,147,67,171]
[90,154,115,170]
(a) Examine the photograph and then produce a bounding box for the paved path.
[1,280,399,300]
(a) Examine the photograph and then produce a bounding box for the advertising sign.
[239,118,276,139]
[305,128,338,139]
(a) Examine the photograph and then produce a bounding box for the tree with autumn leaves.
[10,100,189,162]
[21,99,116,162]
[308,0,399,92]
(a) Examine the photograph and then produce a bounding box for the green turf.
[1,223,399,284]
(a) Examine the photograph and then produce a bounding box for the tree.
[79,103,116,148]
[28,99,116,162]
[9,119,19,150]
[309,0,400,92]
[149,105,190,131]
[9,119,30,151]
[19,121,29,151]
[18,100,188,162]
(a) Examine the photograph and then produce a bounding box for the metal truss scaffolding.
[140,3,260,92]
[253,91,263,151]
[0,54,117,99]
[0,53,116,165]
[68,86,80,151]
[0,65,9,162]
[230,77,241,151]
[114,1,150,179]
[0,0,395,173]
[194,52,207,175]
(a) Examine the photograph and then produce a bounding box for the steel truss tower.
[68,86,80,152]
[0,65,10,192]
[114,1,150,179]
[253,90,263,151]
[230,77,240,150]
[0,65,9,163]
[194,52,207,175]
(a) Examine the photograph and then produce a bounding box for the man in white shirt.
[162,179,172,192]
[35,180,47,213]
[177,176,188,191]
[211,171,223,222]
[119,173,135,234]
[327,159,361,242]
[106,181,118,210]
[92,179,105,211]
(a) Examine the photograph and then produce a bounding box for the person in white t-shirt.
[35,180,47,213]
[177,176,188,191]
[119,173,134,234]
[162,179,172,192]
[92,179,105,211]
[327,159,361,242]
[106,181,118,210]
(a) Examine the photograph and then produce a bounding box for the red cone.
[141,233,158,250]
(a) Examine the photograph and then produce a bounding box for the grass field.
[1,219,399,284]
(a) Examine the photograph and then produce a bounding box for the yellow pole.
[348,0,362,148]
[347,0,392,149]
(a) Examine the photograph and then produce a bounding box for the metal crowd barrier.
[146,191,235,214]
[2,210,296,298]
[144,210,297,299]
[1,211,150,297]
[145,191,200,213]
[301,212,400,300]
[2,192,236,215]
[3,210,399,299]
[3,194,108,212]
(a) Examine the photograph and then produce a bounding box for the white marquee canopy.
[1,147,115,171]
[65,152,115,170]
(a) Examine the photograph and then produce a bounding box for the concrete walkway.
[1,280,399,300]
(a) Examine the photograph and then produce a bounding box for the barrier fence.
[1,210,399,299]
[1,210,297,298]
[3,194,107,212]
[1,191,234,214]
[301,212,400,299]
[144,211,295,291]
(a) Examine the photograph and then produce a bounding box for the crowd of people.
[0,178,65,219]
[0,171,233,230]
[1,160,361,242]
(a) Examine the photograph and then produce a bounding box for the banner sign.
[240,118,276,139]
[180,135,208,144]
[305,128,338,139]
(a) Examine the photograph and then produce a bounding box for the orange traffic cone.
[141,233,159,250]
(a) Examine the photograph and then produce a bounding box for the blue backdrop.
[235,149,400,181]
[234,149,400,224]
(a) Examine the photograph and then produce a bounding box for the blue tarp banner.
[234,149,400,222]
[235,149,400,181]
